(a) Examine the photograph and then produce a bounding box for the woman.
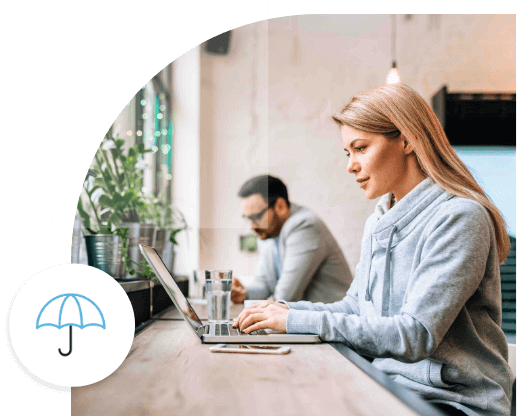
[233,84,513,415]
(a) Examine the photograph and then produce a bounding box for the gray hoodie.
[284,178,513,416]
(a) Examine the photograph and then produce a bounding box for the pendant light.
[386,14,401,85]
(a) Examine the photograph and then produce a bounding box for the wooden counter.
[71,303,428,415]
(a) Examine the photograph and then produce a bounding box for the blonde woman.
[233,84,513,416]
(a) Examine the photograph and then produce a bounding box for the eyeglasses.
[242,206,270,224]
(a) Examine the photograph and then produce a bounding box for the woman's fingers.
[236,300,273,321]
[233,307,250,327]
[233,307,264,328]
[233,308,247,327]
[240,312,268,332]
[243,318,272,334]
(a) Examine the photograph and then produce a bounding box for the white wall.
[172,14,516,279]
[172,46,201,275]
[197,20,270,277]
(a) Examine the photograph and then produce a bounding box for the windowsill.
[117,275,188,293]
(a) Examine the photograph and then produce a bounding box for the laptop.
[139,244,320,343]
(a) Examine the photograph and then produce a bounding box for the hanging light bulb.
[386,62,401,85]
[386,15,401,85]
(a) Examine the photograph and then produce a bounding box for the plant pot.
[84,234,126,278]
[124,223,155,279]
[155,229,176,274]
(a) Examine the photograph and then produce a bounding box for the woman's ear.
[402,136,416,155]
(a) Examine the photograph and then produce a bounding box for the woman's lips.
[359,178,369,189]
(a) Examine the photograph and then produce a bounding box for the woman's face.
[341,124,412,200]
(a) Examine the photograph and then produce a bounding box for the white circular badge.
[9,264,135,387]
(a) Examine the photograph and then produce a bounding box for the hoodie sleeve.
[283,268,361,313]
[286,201,492,363]
[284,214,373,313]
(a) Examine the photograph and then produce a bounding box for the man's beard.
[254,211,283,239]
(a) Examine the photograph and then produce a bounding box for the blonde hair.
[332,84,510,264]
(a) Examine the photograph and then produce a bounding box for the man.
[232,175,353,303]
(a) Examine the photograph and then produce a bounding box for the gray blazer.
[246,204,353,303]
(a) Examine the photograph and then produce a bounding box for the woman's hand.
[233,300,279,325]
[232,302,289,333]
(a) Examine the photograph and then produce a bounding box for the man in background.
[232,175,353,303]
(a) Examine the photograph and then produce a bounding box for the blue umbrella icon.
[36,293,106,357]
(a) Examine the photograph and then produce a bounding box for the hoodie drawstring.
[381,225,397,316]
[365,234,373,301]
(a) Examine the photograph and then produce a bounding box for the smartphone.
[209,344,291,354]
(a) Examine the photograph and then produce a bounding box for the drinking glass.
[205,270,232,323]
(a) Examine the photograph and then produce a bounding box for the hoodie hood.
[365,177,453,315]
[372,177,453,249]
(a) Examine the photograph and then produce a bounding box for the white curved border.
[52,0,269,229]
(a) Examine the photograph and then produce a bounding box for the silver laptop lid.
[139,244,204,339]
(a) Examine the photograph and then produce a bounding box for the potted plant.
[76,169,127,278]
[76,128,156,280]
[141,192,188,274]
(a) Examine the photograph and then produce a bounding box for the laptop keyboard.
[211,323,268,336]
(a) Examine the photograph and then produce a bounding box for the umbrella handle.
[59,326,72,357]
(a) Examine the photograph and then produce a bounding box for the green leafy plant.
[77,127,152,234]
[77,127,158,279]
[141,193,188,245]
[115,227,156,280]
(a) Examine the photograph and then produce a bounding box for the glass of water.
[205,270,232,323]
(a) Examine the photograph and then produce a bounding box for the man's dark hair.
[238,175,290,208]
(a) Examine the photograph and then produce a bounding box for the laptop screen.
[139,245,204,336]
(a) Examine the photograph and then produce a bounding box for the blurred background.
[75,14,515,337]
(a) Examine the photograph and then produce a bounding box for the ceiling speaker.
[205,31,231,55]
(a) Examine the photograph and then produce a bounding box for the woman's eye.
[345,146,364,157]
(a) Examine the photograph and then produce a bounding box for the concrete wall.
[172,14,516,280]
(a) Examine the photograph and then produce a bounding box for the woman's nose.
[347,156,359,173]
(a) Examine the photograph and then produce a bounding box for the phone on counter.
[209,344,291,354]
